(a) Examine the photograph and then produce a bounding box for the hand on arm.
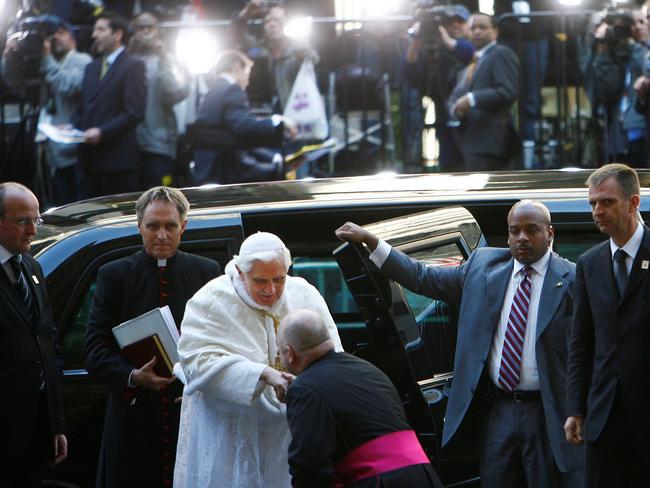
[130,356,176,391]
[453,94,472,117]
[335,222,380,251]
[564,415,584,445]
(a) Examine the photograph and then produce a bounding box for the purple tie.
[498,266,532,392]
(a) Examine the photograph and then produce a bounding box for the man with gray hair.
[84,186,220,488]
[174,232,342,487]
[278,309,443,487]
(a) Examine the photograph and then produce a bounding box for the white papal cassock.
[173,262,342,487]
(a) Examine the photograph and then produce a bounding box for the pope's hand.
[262,366,292,402]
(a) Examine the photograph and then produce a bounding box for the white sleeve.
[369,239,392,268]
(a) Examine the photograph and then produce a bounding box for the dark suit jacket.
[77,50,146,173]
[382,246,583,473]
[0,254,66,466]
[84,250,220,488]
[448,43,519,166]
[193,77,283,185]
[286,351,441,488]
[567,226,650,442]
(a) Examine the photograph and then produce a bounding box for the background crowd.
[2,0,650,204]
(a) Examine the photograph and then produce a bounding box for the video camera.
[593,8,634,63]
[411,1,460,49]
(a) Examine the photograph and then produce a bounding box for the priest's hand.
[131,356,176,391]
[335,222,379,251]
[261,366,291,403]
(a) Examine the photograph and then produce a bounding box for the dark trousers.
[585,389,650,488]
[86,169,139,198]
[51,165,78,206]
[139,151,174,189]
[480,396,581,488]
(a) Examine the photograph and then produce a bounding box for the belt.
[494,388,541,403]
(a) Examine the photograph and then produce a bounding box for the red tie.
[498,266,532,391]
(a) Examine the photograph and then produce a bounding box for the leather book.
[120,334,174,377]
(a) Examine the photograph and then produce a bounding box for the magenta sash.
[333,430,430,487]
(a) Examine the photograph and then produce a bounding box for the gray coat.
[381,246,583,473]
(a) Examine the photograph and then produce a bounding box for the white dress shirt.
[609,222,643,275]
[370,240,549,391]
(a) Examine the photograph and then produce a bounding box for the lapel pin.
[642,260,649,270]
[556,281,563,287]
[31,275,39,285]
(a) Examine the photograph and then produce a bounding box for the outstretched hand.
[262,366,294,403]
[335,222,379,251]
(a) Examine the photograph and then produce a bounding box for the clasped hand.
[262,366,295,403]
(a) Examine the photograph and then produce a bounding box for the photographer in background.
[2,16,91,205]
[404,3,475,172]
[129,12,188,189]
[585,8,647,165]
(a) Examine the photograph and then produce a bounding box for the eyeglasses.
[1,216,44,228]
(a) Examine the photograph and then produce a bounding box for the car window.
[292,258,359,315]
[553,231,607,263]
[400,243,463,380]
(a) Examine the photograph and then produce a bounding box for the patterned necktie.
[498,266,532,392]
[613,249,629,297]
[9,255,34,321]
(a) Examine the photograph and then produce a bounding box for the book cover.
[121,334,174,377]
[112,306,180,373]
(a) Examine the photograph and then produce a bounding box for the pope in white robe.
[173,232,343,487]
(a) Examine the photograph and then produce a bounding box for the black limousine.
[32,170,650,487]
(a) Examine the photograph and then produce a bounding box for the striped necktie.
[497,266,532,391]
[9,255,34,321]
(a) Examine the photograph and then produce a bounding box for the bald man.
[279,309,442,488]
[336,200,583,487]
[0,183,67,487]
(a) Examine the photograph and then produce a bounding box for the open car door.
[333,206,484,487]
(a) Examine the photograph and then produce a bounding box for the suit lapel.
[486,257,513,332]
[0,263,33,327]
[621,226,650,303]
[89,50,125,102]
[469,43,494,90]
[536,254,570,340]
[21,258,43,319]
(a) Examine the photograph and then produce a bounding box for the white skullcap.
[225,232,292,275]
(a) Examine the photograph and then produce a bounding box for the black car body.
[33,170,650,487]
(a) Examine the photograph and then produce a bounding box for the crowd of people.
[1,162,649,488]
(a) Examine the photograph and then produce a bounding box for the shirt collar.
[512,248,551,278]
[0,244,16,265]
[475,40,497,59]
[610,222,644,258]
[219,73,236,85]
[105,46,125,66]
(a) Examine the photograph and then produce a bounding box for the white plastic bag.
[283,61,328,141]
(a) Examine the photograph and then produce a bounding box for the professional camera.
[593,8,634,62]
[6,14,61,103]
[412,1,456,49]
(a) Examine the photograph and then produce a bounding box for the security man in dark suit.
[76,12,146,198]
[448,13,519,171]
[0,182,67,487]
[566,163,650,487]
[279,309,443,488]
[84,186,220,488]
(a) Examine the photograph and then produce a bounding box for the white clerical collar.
[219,73,236,85]
[610,222,644,259]
[512,248,551,278]
[476,40,496,59]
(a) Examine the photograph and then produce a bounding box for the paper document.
[38,122,85,144]
[285,137,338,163]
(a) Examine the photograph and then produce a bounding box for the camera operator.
[230,0,320,112]
[404,3,475,172]
[2,17,91,205]
[585,9,647,165]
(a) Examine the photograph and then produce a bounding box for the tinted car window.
[292,258,359,314]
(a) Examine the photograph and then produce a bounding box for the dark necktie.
[9,255,34,321]
[498,266,532,392]
[613,249,629,297]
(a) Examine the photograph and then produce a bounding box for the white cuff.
[127,370,136,388]
[468,92,476,107]
[369,240,392,268]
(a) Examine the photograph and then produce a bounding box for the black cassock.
[84,250,220,488]
[286,351,443,488]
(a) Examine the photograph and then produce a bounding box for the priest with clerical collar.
[174,231,343,487]
[83,186,220,488]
